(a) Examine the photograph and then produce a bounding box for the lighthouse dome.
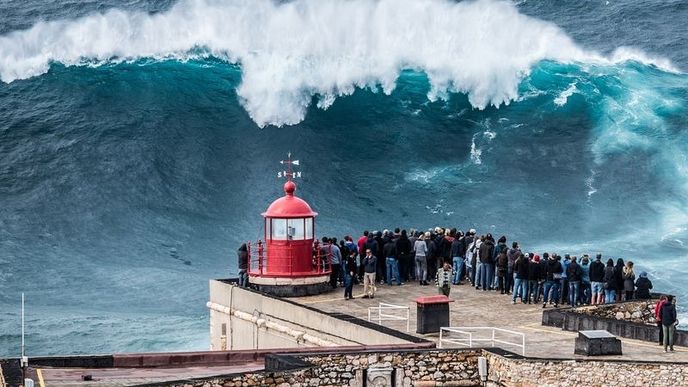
[262,181,318,218]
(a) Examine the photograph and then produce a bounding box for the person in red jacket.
[357,231,369,281]
[655,295,668,345]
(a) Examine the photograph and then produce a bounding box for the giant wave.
[0,0,679,127]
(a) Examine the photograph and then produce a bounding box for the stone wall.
[153,349,688,387]
[485,352,688,387]
[576,300,658,324]
[159,350,482,387]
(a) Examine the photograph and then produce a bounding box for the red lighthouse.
[247,154,332,296]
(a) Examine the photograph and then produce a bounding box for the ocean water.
[1,0,687,356]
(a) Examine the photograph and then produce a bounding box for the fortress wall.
[485,352,688,387]
[152,348,688,387]
[208,280,420,351]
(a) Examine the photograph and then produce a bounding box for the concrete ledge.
[543,308,688,347]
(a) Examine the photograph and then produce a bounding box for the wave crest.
[0,0,677,127]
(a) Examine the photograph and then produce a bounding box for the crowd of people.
[237,226,680,352]
[317,228,656,307]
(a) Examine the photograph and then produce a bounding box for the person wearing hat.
[634,271,653,299]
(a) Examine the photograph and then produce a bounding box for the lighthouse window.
[271,218,288,240]
[305,217,313,239]
[287,218,305,240]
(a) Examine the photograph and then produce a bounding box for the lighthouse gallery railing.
[247,240,332,276]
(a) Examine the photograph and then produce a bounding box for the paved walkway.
[295,281,688,362]
[36,363,263,387]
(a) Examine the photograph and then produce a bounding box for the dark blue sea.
[1,0,688,356]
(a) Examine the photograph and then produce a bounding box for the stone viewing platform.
[292,282,687,362]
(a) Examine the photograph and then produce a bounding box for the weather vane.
[277,152,301,180]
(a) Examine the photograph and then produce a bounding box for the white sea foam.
[554,83,578,106]
[0,0,677,127]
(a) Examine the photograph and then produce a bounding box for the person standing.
[384,237,400,285]
[396,230,413,283]
[506,242,521,294]
[512,252,529,304]
[655,295,668,345]
[436,262,453,296]
[451,234,465,285]
[614,258,625,302]
[496,247,509,294]
[567,256,583,307]
[426,232,438,285]
[527,254,541,304]
[479,234,496,291]
[321,237,342,289]
[603,259,616,304]
[580,255,591,305]
[362,249,377,299]
[542,253,563,308]
[589,254,605,305]
[237,243,249,287]
[414,233,429,285]
[660,295,678,352]
[559,255,571,305]
[343,251,356,300]
[622,261,636,301]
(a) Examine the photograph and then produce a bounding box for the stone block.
[574,330,622,356]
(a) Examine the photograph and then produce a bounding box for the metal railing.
[439,326,526,356]
[367,302,410,332]
[246,240,331,275]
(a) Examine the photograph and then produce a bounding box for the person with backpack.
[567,256,583,307]
[436,261,453,297]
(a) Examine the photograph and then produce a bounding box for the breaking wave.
[0,0,679,127]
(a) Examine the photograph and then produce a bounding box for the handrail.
[439,326,525,356]
[367,303,410,332]
[246,240,332,276]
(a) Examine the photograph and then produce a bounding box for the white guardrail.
[367,302,410,332]
[438,327,526,356]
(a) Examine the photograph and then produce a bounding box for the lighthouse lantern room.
[247,154,331,297]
